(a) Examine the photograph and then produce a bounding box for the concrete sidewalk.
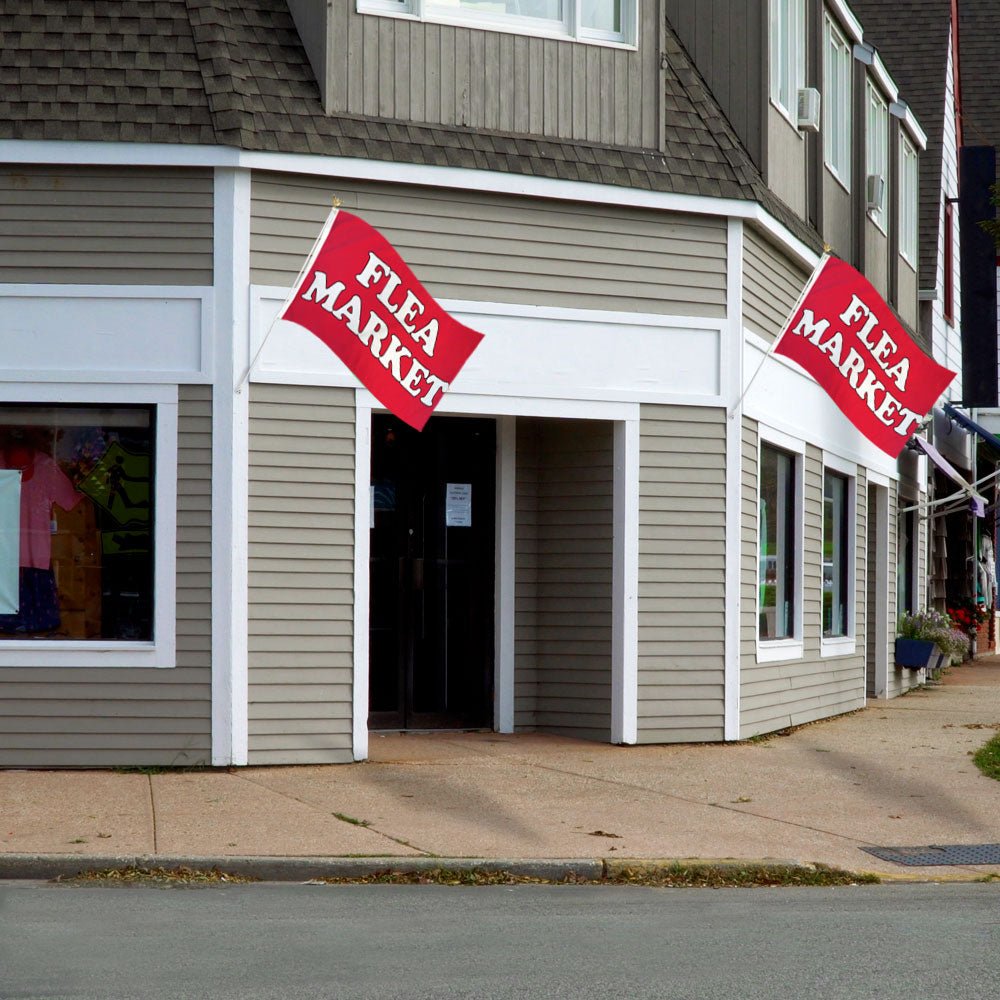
[3,661,1000,881]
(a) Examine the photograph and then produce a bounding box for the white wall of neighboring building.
[931,25,962,400]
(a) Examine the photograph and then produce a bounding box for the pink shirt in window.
[0,451,83,570]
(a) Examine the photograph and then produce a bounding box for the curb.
[0,853,885,884]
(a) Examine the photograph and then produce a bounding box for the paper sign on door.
[445,483,472,527]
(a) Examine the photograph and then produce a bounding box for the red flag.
[280,210,484,431]
[773,255,956,458]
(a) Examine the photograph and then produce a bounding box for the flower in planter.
[897,609,969,663]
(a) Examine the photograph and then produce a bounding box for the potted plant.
[895,609,969,670]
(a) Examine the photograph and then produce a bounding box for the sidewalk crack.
[147,775,159,854]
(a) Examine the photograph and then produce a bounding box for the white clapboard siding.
[247,383,355,764]
[0,385,213,767]
[636,404,726,743]
[250,173,728,317]
[740,419,868,736]
[0,165,213,285]
[742,226,810,342]
[514,418,613,740]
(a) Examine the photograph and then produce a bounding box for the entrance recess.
[368,415,496,730]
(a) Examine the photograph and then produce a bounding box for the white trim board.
[0,141,823,269]
[250,288,727,407]
[0,284,214,383]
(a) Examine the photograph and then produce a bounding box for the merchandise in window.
[824,15,852,189]
[770,0,805,116]
[823,470,850,638]
[759,445,796,640]
[0,405,155,642]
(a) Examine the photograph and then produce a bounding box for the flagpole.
[235,203,341,395]
[727,250,831,420]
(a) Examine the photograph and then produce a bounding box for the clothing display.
[0,447,84,634]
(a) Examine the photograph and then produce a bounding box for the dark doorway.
[368,415,496,730]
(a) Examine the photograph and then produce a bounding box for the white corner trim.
[611,417,639,745]
[495,415,516,734]
[724,219,743,740]
[211,166,252,767]
[352,397,372,760]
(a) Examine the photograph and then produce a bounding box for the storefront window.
[0,405,155,642]
[823,470,850,637]
[760,444,796,639]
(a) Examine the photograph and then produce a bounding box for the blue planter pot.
[894,637,947,671]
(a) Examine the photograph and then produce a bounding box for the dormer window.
[357,0,636,46]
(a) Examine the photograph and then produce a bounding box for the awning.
[911,434,986,517]
[943,403,1000,456]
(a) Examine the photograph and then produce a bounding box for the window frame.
[823,13,853,191]
[821,453,856,657]
[866,78,889,232]
[356,0,637,47]
[0,383,177,669]
[757,427,805,663]
[899,132,919,267]
[769,0,806,122]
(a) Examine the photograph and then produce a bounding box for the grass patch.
[53,865,259,887]
[313,863,878,888]
[972,733,1000,782]
[333,812,371,827]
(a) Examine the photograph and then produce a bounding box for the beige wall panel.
[740,422,868,737]
[322,4,659,149]
[864,221,889,300]
[247,383,355,765]
[251,173,728,317]
[514,418,613,739]
[897,257,918,330]
[0,386,213,767]
[743,227,810,343]
[636,404,726,743]
[0,165,213,285]
[767,107,807,218]
[822,171,852,259]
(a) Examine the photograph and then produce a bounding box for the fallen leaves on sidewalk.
[53,866,259,887]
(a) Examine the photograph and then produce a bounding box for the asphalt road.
[2,882,999,999]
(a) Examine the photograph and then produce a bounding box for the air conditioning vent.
[866,173,886,213]
[797,87,821,132]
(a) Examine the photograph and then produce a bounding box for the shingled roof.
[958,0,1000,149]
[0,0,821,251]
[850,1,952,292]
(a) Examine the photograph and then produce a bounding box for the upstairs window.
[866,79,889,231]
[358,0,636,45]
[770,0,806,118]
[824,14,852,189]
[899,133,919,266]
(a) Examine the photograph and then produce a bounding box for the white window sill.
[756,638,804,663]
[820,636,856,658]
[824,162,852,196]
[900,252,917,273]
[0,641,174,669]
[866,210,888,235]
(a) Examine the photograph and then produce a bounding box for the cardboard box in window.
[51,498,102,639]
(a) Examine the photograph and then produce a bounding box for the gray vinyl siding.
[664,0,764,167]
[250,173,728,317]
[897,254,918,330]
[514,418,613,741]
[743,227,810,342]
[0,165,213,285]
[767,106,808,218]
[247,383,355,765]
[740,418,867,738]
[0,386,213,767]
[636,404,726,743]
[319,3,659,149]
[864,219,889,301]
